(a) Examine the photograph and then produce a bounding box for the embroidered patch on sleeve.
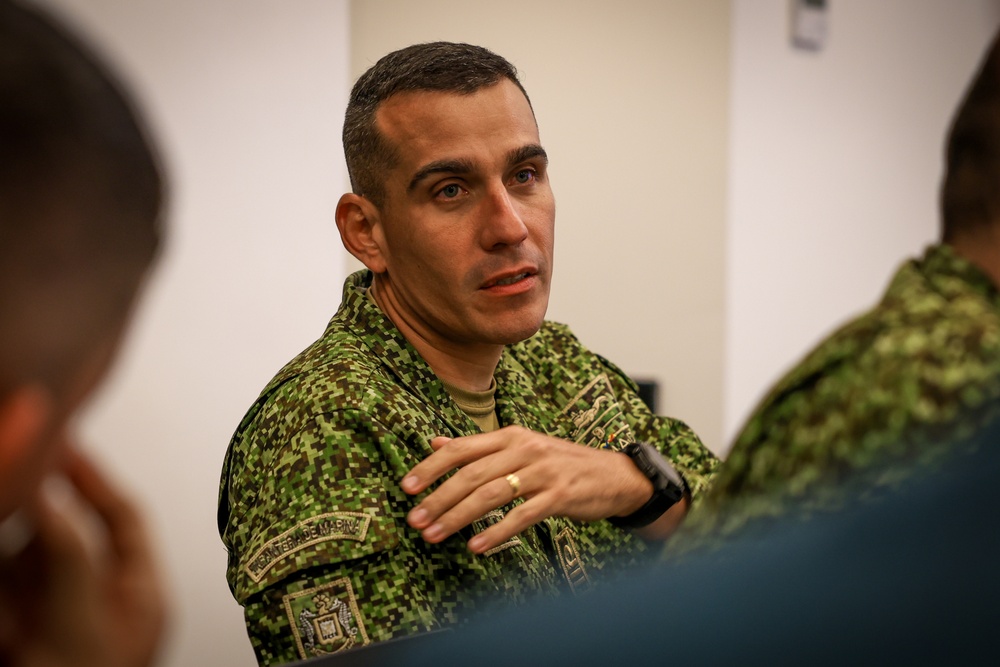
[245,512,371,583]
[283,577,370,660]
[554,527,591,595]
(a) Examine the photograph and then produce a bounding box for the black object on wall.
[633,378,659,413]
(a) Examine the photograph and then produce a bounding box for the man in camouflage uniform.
[674,31,1000,547]
[218,42,718,666]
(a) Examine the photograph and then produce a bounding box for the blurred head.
[0,0,164,518]
[941,30,1000,243]
[343,41,531,208]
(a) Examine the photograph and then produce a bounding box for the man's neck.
[369,279,501,392]
[948,226,1000,289]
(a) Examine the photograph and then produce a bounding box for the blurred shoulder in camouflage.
[673,30,1000,551]
[218,42,717,666]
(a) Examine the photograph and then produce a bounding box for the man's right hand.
[0,448,168,667]
[402,426,689,554]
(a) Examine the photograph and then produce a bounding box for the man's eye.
[438,184,462,199]
[512,169,535,184]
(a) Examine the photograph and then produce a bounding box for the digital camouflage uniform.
[672,244,1000,551]
[218,270,718,666]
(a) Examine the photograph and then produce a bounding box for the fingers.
[62,449,151,568]
[407,454,525,532]
[408,473,525,544]
[10,487,100,645]
[467,496,548,554]
[403,428,641,553]
[61,448,168,667]
[429,436,450,452]
[63,447,166,594]
[27,486,93,577]
[403,428,569,548]
[400,436,448,494]
[402,432,509,495]
[0,445,166,667]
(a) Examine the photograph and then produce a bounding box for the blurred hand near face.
[0,447,167,667]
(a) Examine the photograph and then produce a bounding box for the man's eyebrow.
[508,144,548,167]
[407,158,474,192]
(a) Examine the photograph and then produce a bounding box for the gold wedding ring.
[505,473,522,498]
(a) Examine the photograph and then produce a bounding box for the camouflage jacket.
[218,270,717,666]
[674,244,1000,547]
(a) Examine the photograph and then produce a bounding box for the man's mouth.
[492,272,530,287]
[480,266,539,292]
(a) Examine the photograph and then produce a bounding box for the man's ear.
[0,385,53,506]
[336,193,388,274]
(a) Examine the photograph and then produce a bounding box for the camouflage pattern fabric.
[218,270,717,666]
[670,244,1000,554]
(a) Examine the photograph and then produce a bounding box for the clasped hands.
[402,425,660,554]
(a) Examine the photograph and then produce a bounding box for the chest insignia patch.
[284,577,370,660]
[245,511,371,583]
[554,527,591,595]
[560,373,634,449]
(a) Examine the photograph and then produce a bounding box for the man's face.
[370,79,555,353]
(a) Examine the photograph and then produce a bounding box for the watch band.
[608,441,687,529]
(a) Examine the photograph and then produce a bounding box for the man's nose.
[481,185,529,249]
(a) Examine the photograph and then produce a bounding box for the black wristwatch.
[608,441,688,529]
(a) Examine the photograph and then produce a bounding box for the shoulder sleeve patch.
[245,512,371,583]
[232,481,400,601]
[283,577,371,660]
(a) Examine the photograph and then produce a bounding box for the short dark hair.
[0,0,164,394]
[941,31,1000,242]
[343,42,530,207]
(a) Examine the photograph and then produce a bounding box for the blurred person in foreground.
[0,1,167,665]
[673,27,1000,548]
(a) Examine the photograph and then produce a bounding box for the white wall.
[34,1,350,666]
[724,0,1000,450]
[350,0,731,453]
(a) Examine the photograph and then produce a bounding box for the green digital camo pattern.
[218,270,717,666]
[670,244,1000,553]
